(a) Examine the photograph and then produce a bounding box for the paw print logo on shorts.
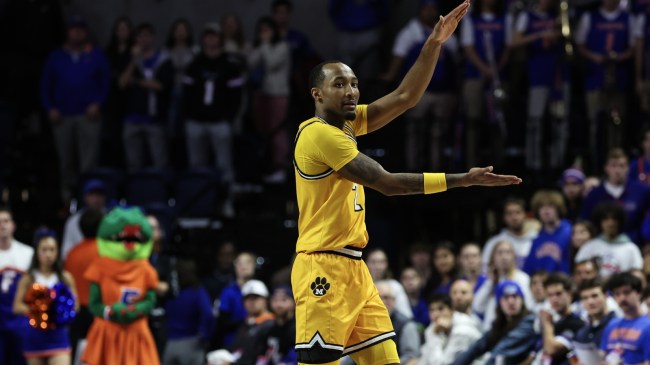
[310,277,330,297]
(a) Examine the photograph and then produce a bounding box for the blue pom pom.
[52,283,76,326]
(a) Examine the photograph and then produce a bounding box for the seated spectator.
[569,220,596,269]
[575,202,643,278]
[560,168,586,222]
[376,281,420,365]
[401,267,430,328]
[425,241,460,295]
[529,270,548,314]
[202,241,237,309]
[453,281,539,365]
[163,259,214,365]
[536,273,584,365]
[474,240,535,331]
[365,248,413,319]
[262,285,297,364]
[406,242,433,285]
[523,190,573,275]
[629,129,650,185]
[571,259,622,320]
[571,278,616,365]
[448,279,482,331]
[417,294,482,365]
[600,272,650,364]
[482,198,536,272]
[458,242,486,293]
[61,179,107,260]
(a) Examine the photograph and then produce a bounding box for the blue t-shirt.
[600,315,650,364]
[523,10,564,88]
[523,220,572,275]
[629,157,650,186]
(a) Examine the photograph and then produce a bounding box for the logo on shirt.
[311,277,330,297]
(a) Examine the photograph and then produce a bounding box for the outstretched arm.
[366,0,470,133]
[337,152,521,196]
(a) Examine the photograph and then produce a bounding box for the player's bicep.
[337,152,388,188]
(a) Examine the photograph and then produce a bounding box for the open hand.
[463,166,522,187]
[430,0,470,44]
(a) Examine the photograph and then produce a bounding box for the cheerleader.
[13,234,79,365]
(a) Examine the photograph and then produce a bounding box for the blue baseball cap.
[82,179,106,195]
[562,168,585,185]
[496,280,524,302]
[272,284,293,299]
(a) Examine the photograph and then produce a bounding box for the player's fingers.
[449,0,470,18]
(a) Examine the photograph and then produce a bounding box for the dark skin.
[310,0,520,197]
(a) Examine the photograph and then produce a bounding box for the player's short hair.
[543,272,572,292]
[607,272,643,294]
[309,60,343,89]
[577,278,605,296]
[272,0,293,12]
[427,293,452,308]
[530,190,566,217]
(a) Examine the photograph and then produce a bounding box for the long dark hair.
[106,16,133,56]
[165,18,194,49]
[427,241,461,293]
[254,16,281,47]
[29,230,65,285]
[221,14,246,49]
[486,299,530,348]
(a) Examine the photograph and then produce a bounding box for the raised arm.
[366,0,470,133]
[337,152,521,196]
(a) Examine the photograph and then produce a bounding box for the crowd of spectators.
[4,0,650,364]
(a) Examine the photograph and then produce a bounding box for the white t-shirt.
[574,235,643,278]
[392,18,459,58]
[0,240,33,295]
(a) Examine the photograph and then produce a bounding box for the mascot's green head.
[97,207,153,261]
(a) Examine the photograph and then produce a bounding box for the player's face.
[400,268,422,293]
[499,294,523,318]
[530,274,547,303]
[270,292,295,317]
[546,283,571,313]
[612,285,640,313]
[315,63,359,121]
[37,237,58,269]
[450,281,473,313]
[0,212,15,240]
[428,301,452,323]
[503,203,525,232]
[580,287,606,317]
[434,248,455,275]
[605,157,628,185]
[460,245,481,273]
[571,224,591,249]
[538,204,559,225]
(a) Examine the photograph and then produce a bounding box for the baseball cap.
[203,22,221,35]
[83,179,107,195]
[495,280,524,302]
[272,284,293,299]
[242,280,269,298]
[68,15,88,29]
[562,168,585,185]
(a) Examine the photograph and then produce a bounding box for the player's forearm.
[394,39,442,106]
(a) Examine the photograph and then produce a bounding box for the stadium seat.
[174,167,222,218]
[125,168,174,207]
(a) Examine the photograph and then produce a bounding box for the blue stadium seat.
[174,167,222,218]
[125,168,173,207]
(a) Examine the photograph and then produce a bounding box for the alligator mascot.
[82,207,160,365]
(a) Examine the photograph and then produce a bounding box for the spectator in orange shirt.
[63,209,103,361]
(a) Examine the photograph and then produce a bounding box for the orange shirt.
[64,238,99,306]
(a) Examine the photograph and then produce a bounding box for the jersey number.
[352,184,363,212]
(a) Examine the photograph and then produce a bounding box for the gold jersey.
[293,105,369,252]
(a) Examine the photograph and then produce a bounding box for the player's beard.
[344,111,356,121]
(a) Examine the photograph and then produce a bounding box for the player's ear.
[311,87,321,102]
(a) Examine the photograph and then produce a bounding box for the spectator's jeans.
[185,120,234,183]
[405,91,456,170]
[336,27,381,81]
[163,337,204,365]
[525,84,570,171]
[253,92,289,172]
[53,115,101,194]
[123,123,168,172]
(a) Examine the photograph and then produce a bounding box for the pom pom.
[52,283,76,326]
[24,283,77,330]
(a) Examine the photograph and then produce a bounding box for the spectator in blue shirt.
[629,129,650,186]
[41,16,110,200]
[524,190,573,275]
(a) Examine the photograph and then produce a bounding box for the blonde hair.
[530,190,566,218]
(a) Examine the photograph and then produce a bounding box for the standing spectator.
[458,242,486,293]
[248,17,291,184]
[401,267,430,328]
[474,240,535,331]
[560,167,586,222]
[263,285,297,365]
[13,234,79,364]
[576,202,643,278]
[426,241,461,295]
[512,0,569,174]
[162,259,214,365]
[536,273,585,365]
[571,278,616,365]
[460,0,512,167]
[221,15,250,58]
[383,0,459,171]
[575,0,635,168]
[417,294,482,365]
[453,281,539,365]
[41,16,110,199]
[365,248,414,319]
[580,148,650,244]
[600,272,650,363]
[375,281,420,365]
[629,129,650,185]
[183,23,245,216]
[120,22,174,172]
[0,208,33,365]
[327,0,390,84]
[202,241,236,309]
[482,198,536,272]
[63,209,103,360]
[523,190,573,275]
[61,179,107,260]
[104,17,134,167]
